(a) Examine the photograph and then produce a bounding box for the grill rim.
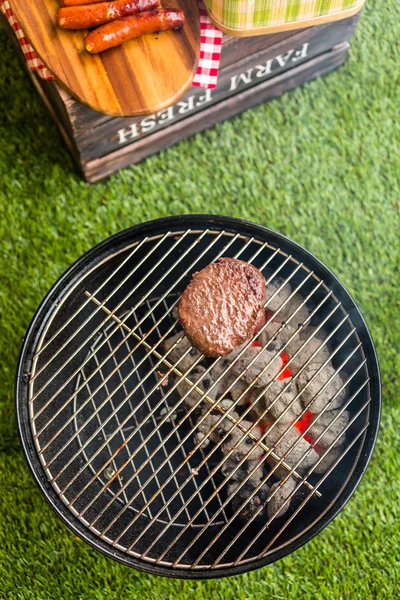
[15,214,381,579]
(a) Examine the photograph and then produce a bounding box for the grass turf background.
[0,0,399,597]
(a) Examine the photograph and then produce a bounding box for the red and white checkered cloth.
[0,0,55,80]
[192,0,222,89]
[0,0,222,87]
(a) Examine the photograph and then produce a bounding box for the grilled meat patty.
[178,258,266,357]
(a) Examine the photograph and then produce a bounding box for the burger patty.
[178,258,266,357]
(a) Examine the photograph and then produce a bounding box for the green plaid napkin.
[206,0,363,32]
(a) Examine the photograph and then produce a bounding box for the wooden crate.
[1,12,360,182]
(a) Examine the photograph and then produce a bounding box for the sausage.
[57,0,160,29]
[85,8,185,53]
[61,0,109,6]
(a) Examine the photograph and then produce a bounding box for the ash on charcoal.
[227,479,270,522]
[228,376,261,406]
[313,446,343,474]
[175,365,223,408]
[296,363,346,413]
[308,410,350,448]
[220,420,264,461]
[194,400,240,446]
[259,320,298,352]
[279,293,310,331]
[265,421,320,473]
[265,280,310,330]
[210,357,233,380]
[206,365,252,407]
[267,477,297,519]
[220,457,263,483]
[229,346,283,387]
[252,380,303,424]
[163,333,202,372]
[211,348,274,405]
[265,279,292,312]
[287,327,332,374]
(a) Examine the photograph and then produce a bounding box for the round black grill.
[16,215,380,578]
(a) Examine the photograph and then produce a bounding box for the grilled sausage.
[85,8,185,53]
[57,0,160,29]
[61,0,107,5]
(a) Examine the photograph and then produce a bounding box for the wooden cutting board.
[10,0,200,116]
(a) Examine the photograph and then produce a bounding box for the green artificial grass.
[0,0,399,597]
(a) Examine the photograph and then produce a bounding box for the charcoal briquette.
[267,477,297,519]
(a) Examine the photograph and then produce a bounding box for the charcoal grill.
[16,215,380,579]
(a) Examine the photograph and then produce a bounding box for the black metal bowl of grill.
[15,214,381,579]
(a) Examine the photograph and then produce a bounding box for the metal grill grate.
[18,220,379,576]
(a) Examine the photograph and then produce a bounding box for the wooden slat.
[8,0,200,117]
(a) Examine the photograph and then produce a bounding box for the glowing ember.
[303,433,316,445]
[293,411,323,450]
[278,367,291,381]
[280,350,289,364]
[294,411,315,434]
[278,350,291,380]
